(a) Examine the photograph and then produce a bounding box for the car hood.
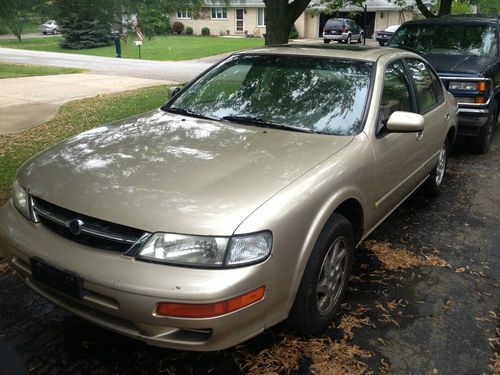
[423,53,496,76]
[18,110,353,235]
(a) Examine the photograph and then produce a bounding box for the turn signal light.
[156,286,266,318]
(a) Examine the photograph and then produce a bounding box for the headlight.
[13,179,30,219]
[137,231,272,268]
[448,81,481,91]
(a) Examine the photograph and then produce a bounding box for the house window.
[257,8,265,26]
[177,10,191,19]
[211,7,227,19]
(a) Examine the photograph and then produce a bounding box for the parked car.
[38,20,58,35]
[0,45,457,351]
[323,18,364,44]
[377,24,400,46]
[389,16,500,153]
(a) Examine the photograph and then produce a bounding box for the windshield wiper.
[165,107,219,121]
[222,115,314,134]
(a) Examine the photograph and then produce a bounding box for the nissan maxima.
[0,45,457,351]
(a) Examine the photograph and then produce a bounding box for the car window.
[378,60,413,133]
[390,23,498,57]
[169,55,374,136]
[405,59,443,114]
[326,19,344,29]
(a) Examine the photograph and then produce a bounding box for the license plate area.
[30,258,83,298]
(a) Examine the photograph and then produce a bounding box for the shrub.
[173,21,184,34]
[138,8,171,40]
[289,25,299,39]
[185,26,193,35]
[201,27,210,36]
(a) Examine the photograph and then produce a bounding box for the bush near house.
[185,26,193,35]
[289,25,299,39]
[173,21,184,34]
[138,8,171,40]
[201,27,210,36]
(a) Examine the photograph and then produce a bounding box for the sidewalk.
[0,73,172,135]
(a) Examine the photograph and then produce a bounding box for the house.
[170,0,418,39]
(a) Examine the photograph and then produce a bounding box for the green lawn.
[0,62,83,78]
[0,35,265,61]
[0,85,168,202]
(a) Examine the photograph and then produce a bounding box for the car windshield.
[166,54,373,136]
[390,23,498,57]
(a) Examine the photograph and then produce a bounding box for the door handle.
[416,131,424,141]
[445,113,450,121]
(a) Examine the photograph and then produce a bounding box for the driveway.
[0,74,170,135]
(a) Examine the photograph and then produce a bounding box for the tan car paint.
[0,46,457,351]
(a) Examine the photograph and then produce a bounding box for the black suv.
[323,18,364,44]
[389,16,500,153]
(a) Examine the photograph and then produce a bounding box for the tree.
[55,0,115,49]
[137,7,171,39]
[263,0,311,45]
[0,0,43,41]
[477,0,500,14]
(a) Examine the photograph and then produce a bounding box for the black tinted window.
[406,59,443,113]
[391,23,498,57]
[326,19,344,29]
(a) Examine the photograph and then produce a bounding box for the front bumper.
[0,200,276,351]
[457,107,490,137]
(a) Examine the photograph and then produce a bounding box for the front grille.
[31,197,147,252]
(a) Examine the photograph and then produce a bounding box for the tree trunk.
[263,0,310,45]
[437,0,452,17]
[414,0,437,18]
[415,0,453,18]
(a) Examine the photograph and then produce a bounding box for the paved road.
[0,33,59,40]
[0,48,213,82]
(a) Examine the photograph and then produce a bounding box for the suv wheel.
[287,213,354,334]
[324,39,330,44]
[347,34,352,44]
[358,32,363,43]
[472,100,497,154]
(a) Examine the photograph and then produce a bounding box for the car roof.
[402,15,499,26]
[237,44,414,62]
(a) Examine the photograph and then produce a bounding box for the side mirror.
[386,111,424,133]
[168,86,181,99]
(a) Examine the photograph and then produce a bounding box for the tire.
[379,41,385,46]
[52,29,57,35]
[423,137,448,197]
[472,99,497,154]
[358,33,363,43]
[347,34,352,44]
[323,39,330,44]
[287,213,354,334]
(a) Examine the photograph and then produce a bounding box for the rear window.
[390,23,498,57]
[326,19,344,29]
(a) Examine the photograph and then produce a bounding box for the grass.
[0,85,168,200]
[0,62,84,78]
[0,35,265,61]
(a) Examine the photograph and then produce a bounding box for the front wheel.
[358,33,363,43]
[472,99,497,154]
[287,213,354,334]
[323,39,330,44]
[423,137,448,197]
[346,34,352,44]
